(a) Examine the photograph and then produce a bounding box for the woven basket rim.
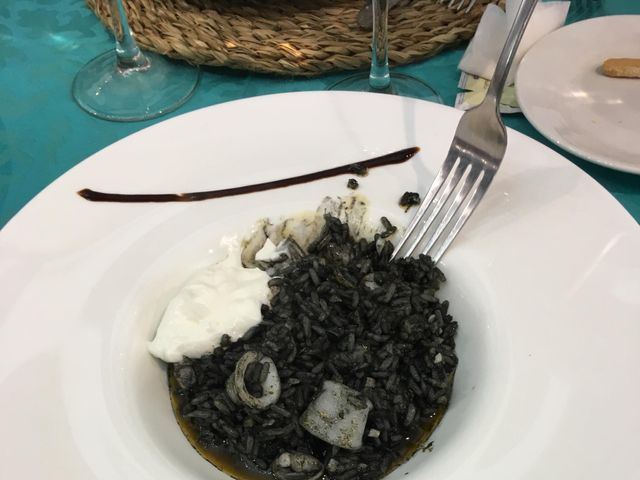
[86,0,489,76]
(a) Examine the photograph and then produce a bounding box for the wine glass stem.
[369,0,391,91]
[108,0,149,71]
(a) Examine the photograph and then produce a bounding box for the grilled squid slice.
[226,351,280,409]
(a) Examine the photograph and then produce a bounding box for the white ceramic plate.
[516,15,640,174]
[1,92,639,480]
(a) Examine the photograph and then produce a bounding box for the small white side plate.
[516,15,640,174]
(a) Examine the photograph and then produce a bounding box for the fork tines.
[391,142,496,263]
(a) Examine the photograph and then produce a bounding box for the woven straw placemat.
[87,0,490,76]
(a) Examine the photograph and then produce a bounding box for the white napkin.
[458,0,570,85]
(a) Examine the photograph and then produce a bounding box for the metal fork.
[392,0,538,263]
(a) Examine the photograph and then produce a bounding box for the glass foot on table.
[329,72,442,103]
[72,50,200,122]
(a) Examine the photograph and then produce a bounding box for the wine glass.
[329,0,442,102]
[72,0,200,122]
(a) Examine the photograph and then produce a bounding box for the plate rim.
[3,89,639,235]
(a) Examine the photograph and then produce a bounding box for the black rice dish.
[169,214,458,480]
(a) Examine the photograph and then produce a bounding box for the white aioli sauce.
[148,237,271,363]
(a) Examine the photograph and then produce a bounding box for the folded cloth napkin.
[459,0,570,85]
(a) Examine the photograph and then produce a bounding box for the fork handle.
[485,0,538,108]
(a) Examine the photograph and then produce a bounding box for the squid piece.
[226,351,280,409]
[300,380,372,450]
[271,452,324,480]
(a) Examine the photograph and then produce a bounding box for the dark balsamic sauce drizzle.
[77,147,420,203]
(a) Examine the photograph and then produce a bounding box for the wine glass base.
[72,50,200,122]
[329,72,442,103]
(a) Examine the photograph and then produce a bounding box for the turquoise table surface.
[1,0,639,228]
